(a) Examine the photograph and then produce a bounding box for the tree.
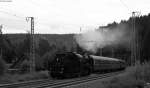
[20,59,30,73]
[0,56,6,76]
[37,38,51,56]
[98,13,150,63]
[14,34,31,57]
[0,35,15,63]
[42,51,56,70]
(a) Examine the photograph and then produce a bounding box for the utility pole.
[80,27,82,33]
[26,17,35,73]
[131,12,136,65]
[131,11,140,65]
[100,26,103,56]
[0,25,2,58]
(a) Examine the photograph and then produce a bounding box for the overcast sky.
[0,0,150,34]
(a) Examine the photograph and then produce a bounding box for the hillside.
[5,34,76,51]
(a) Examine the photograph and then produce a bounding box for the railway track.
[0,79,53,88]
[0,71,124,88]
[35,71,124,88]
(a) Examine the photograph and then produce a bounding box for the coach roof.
[90,55,122,61]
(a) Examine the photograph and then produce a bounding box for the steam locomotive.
[49,52,126,78]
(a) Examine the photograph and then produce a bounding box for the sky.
[0,0,150,34]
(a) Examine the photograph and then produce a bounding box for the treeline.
[96,13,150,63]
[0,34,76,72]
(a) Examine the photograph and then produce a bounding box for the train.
[48,52,126,78]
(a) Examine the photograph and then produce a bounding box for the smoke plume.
[74,24,131,53]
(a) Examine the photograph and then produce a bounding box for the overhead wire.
[0,7,31,33]
[119,0,131,12]
[119,0,141,16]
[23,0,52,30]
[27,0,45,10]
[1,0,71,34]
[0,6,26,19]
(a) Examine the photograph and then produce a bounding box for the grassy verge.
[0,71,49,84]
[103,62,150,88]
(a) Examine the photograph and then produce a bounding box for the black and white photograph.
[0,0,150,88]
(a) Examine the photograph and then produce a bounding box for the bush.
[105,75,144,88]
[126,62,150,82]
[20,60,30,73]
[0,56,6,76]
[0,74,15,84]
[13,71,49,82]
[0,71,49,84]
[35,54,44,71]
[42,50,57,70]
[103,62,150,88]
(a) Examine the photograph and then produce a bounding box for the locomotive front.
[49,52,93,78]
[50,52,82,78]
[50,53,65,78]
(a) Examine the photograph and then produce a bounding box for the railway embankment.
[65,62,150,88]
[0,71,49,84]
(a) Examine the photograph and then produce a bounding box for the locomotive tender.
[49,52,126,78]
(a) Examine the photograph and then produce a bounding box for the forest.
[98,13,150,63]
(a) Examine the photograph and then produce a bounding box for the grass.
[0,71,49,84]
[1,62,150,88]
[13,71,49,82]
[103,62,150,88]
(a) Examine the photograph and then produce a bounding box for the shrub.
[13,71,49,82]
[103,62,150,88]
[126,62,150,82]
[42,50,57,70]
[35,54,44,71]
[104,74,145,88]
[0,74,15,84]
[20,60,30,73]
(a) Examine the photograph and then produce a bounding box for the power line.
[0,8,31,32]
[119,0,131,12]
[27,0,44,10]
[0,9,25,19]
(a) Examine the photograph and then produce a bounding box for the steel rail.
[0,79,51,88]
[0,71,124,88]
[27,71,124,88]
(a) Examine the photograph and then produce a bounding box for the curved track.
[0,71,124,88]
